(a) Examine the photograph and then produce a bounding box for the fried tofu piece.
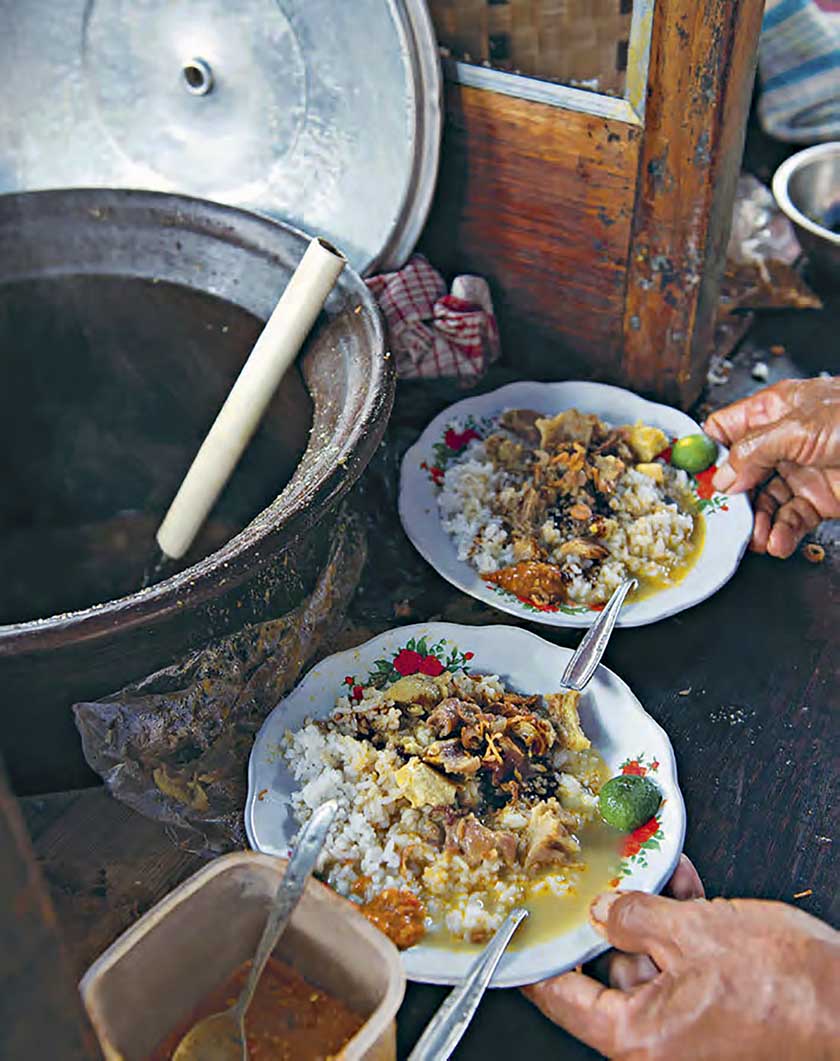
[627,422,668,463]
[635,462,665,483]
[544,690,591,751]
[395,757,458,808]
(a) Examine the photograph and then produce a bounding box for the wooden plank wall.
[420,85,641,381]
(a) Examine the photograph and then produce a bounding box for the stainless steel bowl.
[772,142,840,282]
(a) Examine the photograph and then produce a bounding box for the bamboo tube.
[156,236,346,560]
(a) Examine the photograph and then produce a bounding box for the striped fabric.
[757,0,840,142]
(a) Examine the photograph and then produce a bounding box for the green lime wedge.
[599,774,662,832]
[670,433,718,475]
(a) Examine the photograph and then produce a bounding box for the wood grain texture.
[621,0,765,406]
[0,762,101,1059]
[21,788,205,980]
[419,84,641,379]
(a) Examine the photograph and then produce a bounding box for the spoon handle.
[234,800,338,1022]
[407,907,528,1061]
[561,577,637,692]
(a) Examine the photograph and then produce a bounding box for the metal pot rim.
[771,142,840,248]
[0,188,394,653]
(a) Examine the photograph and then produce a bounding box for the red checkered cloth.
[366,255,501,382]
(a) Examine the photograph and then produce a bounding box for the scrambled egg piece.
[544,691,591,752]
[395,757,458,808]
[635,462,664,483]
[628,422,668,463]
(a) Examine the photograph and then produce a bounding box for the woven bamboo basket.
[429,0,633,95]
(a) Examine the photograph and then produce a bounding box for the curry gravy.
[514,822,621,949]
[630,510,706,604]
[422,820,620,955]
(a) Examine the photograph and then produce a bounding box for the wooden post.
[0,757,101,1059]
[621,0,765,405]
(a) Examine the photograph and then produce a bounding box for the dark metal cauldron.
[0,189,393,793]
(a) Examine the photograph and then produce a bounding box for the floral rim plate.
[399,381,754,627]
[245,622,686,988]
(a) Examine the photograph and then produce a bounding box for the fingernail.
[712,463,736,492]
[590,892,620,928]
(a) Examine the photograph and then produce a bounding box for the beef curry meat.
[283,665,612,945]
[436,406,702,609]
[149,957,363,1061]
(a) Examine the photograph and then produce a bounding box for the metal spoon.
[560,577,637,691]
[407,907,528,1061]
[172,800,338,1061]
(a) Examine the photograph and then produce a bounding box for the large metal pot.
[0,189,393,793]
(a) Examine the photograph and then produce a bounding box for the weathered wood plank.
[21,787,206,979]
[420,83,641,379]
[0,763,101,1059]
[621,0,765,405]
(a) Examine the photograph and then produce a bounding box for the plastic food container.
[79,851,405,1061]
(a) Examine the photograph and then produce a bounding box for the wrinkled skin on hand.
[523,860,840,1060]
[703,377,840,558]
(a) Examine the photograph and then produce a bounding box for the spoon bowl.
[171,1010,246,1061]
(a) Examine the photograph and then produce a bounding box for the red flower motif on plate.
[444,427,480,451]
[621,816,660,858]
[694,465,717,500]
[419,655,445,677]
[393,649,424,676]
[622,760,647,777]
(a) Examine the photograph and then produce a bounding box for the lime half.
[670,433,718,475]
[599,774,662,832]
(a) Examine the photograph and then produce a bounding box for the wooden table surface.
[20,328,839,1059]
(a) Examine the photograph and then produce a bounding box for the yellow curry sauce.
[630,511,706,603]
[148,957,363,1061]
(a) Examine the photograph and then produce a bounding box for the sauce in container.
[149,957,363,1060]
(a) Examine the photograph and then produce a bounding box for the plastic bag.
[720,175,822,316]
[73,506,366,856]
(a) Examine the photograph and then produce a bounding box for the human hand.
[605,854,704,991]
[523,882,840,1060]
[702,376,840,558]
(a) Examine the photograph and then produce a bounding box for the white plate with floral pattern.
[399,381,753,627]
[245,622,686,988]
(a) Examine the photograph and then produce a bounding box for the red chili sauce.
[148,957,364,1060]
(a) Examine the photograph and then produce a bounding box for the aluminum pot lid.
[0,0,442,275]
